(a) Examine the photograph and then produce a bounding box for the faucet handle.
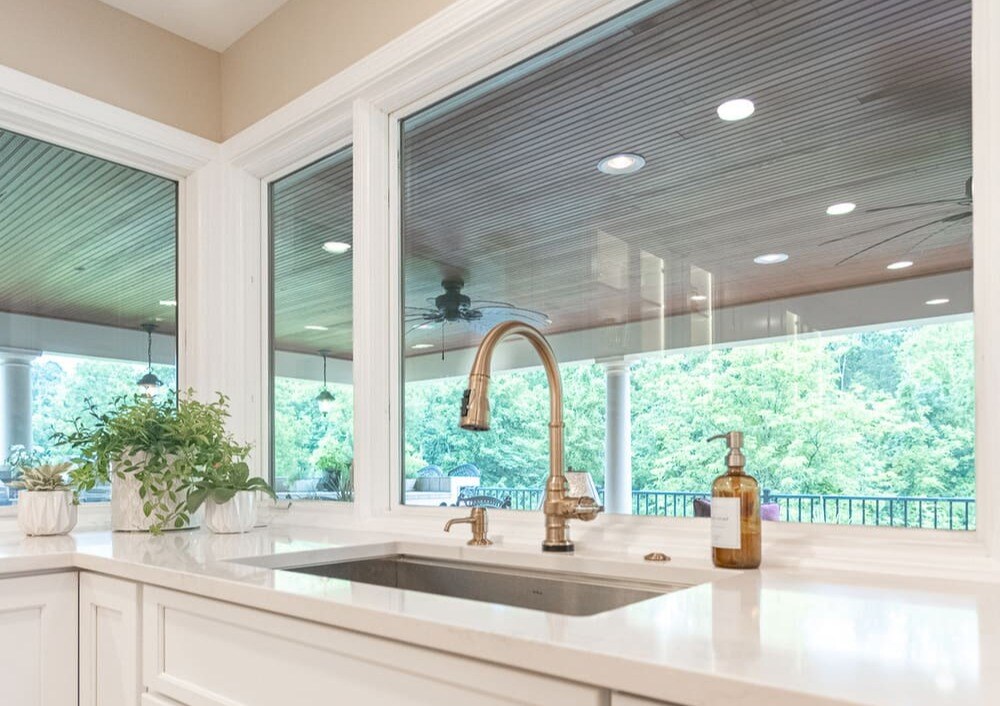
[552,495,604,521]
[444,507,492,546]
[574,496,604,521]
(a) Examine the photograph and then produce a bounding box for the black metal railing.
[472,486,545,510]
[474,486,976,530]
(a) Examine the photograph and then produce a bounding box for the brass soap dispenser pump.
[708,432,761,569]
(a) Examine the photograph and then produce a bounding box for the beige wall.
[0,0,454,142]
[220,0,454,138]
[0,0,221,141]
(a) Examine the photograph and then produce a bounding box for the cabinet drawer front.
[143,586,606,706]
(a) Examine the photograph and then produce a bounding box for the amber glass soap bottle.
[708,431,761,569]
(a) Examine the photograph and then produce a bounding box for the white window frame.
[0,65,216,519]
[257,133,356,517]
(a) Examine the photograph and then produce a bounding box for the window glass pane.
[0,129,178,505]
[400,0,974,529]
[270,147,354,501]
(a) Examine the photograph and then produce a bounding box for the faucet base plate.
[542,543,574,553]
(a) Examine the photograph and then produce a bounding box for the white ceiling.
[98,0,291,51]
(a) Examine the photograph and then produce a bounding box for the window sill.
[271,501,998,581]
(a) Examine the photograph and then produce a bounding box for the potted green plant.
[312,441,353,501]
[186,451,276,533]
[56,390,243,534]
[6,447,78,536]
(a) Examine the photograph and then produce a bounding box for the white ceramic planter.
[17,490,78,536]
[203,491,258,534]
[111,463,201,532]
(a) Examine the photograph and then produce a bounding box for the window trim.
[354,0,999,570]
[263,134,355,502]
[0,66,213,517]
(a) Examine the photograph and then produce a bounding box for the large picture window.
[0,129,178,505]
[270,146,354,501]
[399,0,973,528]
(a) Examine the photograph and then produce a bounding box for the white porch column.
[602,358,633,514]
[0,348,38,473]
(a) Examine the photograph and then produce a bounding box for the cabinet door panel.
[144,585,606,706]
[0,572,78,706]
[81,572,141,706]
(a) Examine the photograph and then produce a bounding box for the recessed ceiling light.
[826,202,856,216]
[411,343,434,350]
[925,298,950,306]
[690,294,708,302]
[716,98,755,121]
[887,261,913,270]
[322,241,351,254]
[597,153,646,175]
[753,253,788,265]
[304,325,329,331]
[158,299,177,307]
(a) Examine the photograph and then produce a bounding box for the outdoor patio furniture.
[456,488,512,509]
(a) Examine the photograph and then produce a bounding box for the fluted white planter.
[17,490,77,536]
[203,491,258,534]
[111,464,201,532]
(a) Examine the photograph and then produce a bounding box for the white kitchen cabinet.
[142,585,608,706]
[0,571,78,706]
[80,572,142,706]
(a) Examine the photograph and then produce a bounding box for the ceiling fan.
[405,278,550,336]
[822,177,972,265]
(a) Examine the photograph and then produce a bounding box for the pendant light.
[137,323,163,396]
[316,349,335,413]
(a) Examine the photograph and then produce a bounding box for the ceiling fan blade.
[908,219,964,251]
[469,300,527,307]
[836,219,948,266]
[470,305,551,332]
[405,320,442,336]
[819,215,946,246]
[866,199,961,213]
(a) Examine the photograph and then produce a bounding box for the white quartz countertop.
[0,523,992,706]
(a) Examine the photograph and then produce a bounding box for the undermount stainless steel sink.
[284,554,686,616]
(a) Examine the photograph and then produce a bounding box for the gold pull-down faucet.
[459,321,603,552]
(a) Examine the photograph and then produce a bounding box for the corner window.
[270,146,354,501]
[0,129,178,505]
[399,0,973,529]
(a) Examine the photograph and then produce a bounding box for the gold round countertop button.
[644,551,671,562]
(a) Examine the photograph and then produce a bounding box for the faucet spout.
[459,321,603,552]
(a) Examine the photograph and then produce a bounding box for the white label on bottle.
[711,497,741,549]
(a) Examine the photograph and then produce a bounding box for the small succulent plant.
[10,463,74,492]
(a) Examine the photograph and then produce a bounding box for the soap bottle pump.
[707,431,761,569]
